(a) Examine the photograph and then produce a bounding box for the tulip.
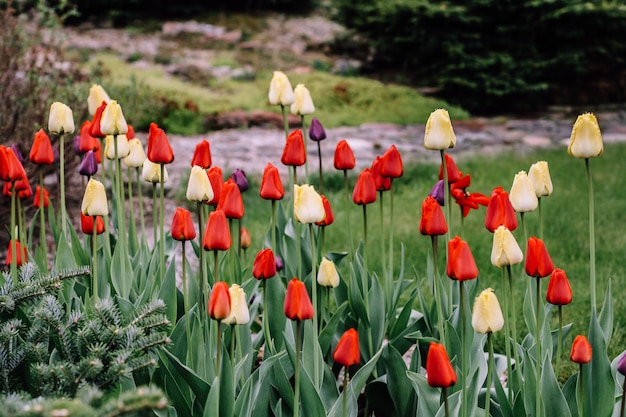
[371,156,391,192]
[546,268,573,306]
[268,70,295,106]
[291,84,315,116]
[6,240,27,267]
[207,166,223,206]
[218,178,244,219]
[100,100,128,136]
[568,113,603,159]
[78,121,99,155]
[438,154,462,184]
[171,207,196,241]
[426,342,457,388]
[29,129,55,165]
[275,255,284,271]
[252,248,277,280]
[509,171,538,213]
[472,288,504,334]
[81,212,105,235]
[281,129,306,167]
[424,108,456,150]
[186,165,213,203]
[450,174,489,218]
[446,236,478,281]
[33,186,50,209]
[380,144,403,178]
[77,150,98,178]
[231,169,249,192]
[142,160,169,183]
[491,225,523,267]
[18,184,32,200]
[89,102,107,138]
[315,195,334,227]
[294,184,325,224]
[309,117,326,141]
[81,178,109,216]
[284,278,314,321]
[570,335,592,364]
[0,146,27,182]
[126,125,136,139]
[104,134,131,160]
[485,186,518,232]
[208,281,231,320]
[203,209,231,251]
[352,168,377,205]
[420,196,448,236]
[147,122,174,164]
[11,144,24,165]
[617,354,626,376]
[191,139,212,169]
[525,237,554,278]
[123,138,146,168]
[429,180,445,206]
[240,228,251,250]
[528,161,553,197]
[87,84,111,115]
[260,163,285,200]
[222,284,250,325]
[333,328,360,367]
[48,102,75,134]
[315,257,338,288]
[3,177,30,196]
[334,139,356,171]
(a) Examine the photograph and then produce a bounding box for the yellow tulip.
[48,102,75,134]
[509,170,538,212]
[100,100,128,136]
[290,84,315,116]
[87,84,111,116]
[186,165,214,203]
[317,257,339,288]
[491,225,523,267]
[472,288,504,334]
[222,284,250,325]
[81,178,109,216]
[568,112,603,159]
[105,134,131,160]
[268,71,295,106]
[527,161,553,197]
[294,184,325,224]
[123,138,146,168]
[424,108,456,150]
[142,159,169,184]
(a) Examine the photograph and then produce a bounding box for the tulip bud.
[528,161,553,198]
[6,240,27,267]
[290,83,315,116]
[78,121,99,155]
[202,209,231,251]
[420,196,448,236]
[485,186,518,232]
[48,102,75,134]
[429,180,445,206]
[333,328,360,367]
[222,284,250,325]
[446,236,478,281]
[81,179,109,216]
[124,138,147,168]
[546,268,573,306]
[104,134,131,160]
[218,178,244,219]
[334,139,356,171]
[317,257,340,288]
[284,278,314,321]
[315,195,334,227]
[100,100,128,136]
[29,129,55,165]
[0,146,27,182]
[78,150,98,178]
[438,154,462,184]
[570,335,592,364]
[309,117,326,141]
[126,125,136,140]
[472,288,504,334]
[275,255,284,271]
[617,354,626,376]
[142,160,169,184]
[424,108,456,150]
[231,169,249,192]
[371,156,391,192]
[208,281,231,321]
[491,225,523,267]
[380,144,403,178]
[253,248,277,280]
[426,342,457,388]
[171,207,196,241]
[294,184,325,224]
[240,228,251,249]
[87,84,111,116]
[281,130,306,167]
[352,168,377,205]
[268,71,295,106]
[147,122,174,164]
[260,163,284,201]
[191,139,212,169]
[509,171,538,213]
[81,212,105,235]
[524,237,554,278]
[89,102,107,138]
[568,113,603,159]
[186,165,214,203]
[11,144,24,165]
[33,186,50,209]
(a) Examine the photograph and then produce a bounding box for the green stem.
[137,167,146,245]
[281,105,289,139]
[152,183,158,249]
[230,324,236,372]
[159,165,165,288]
[432,236,446,343]
[39,170,48,272]
[536,276,542,417]
[388,181,394,301]
[585,158,596,311]
[10,183,17,282]
[556,306,563,378]
[216,320,222,377]
[92,217,98,302]
[214,250,219,284]
[59,132,67,234]
[507,265,521,389]
[538,197,543,240]
[127,166,138,254]
[271,200,277,254]
[197,203,207,306]
[344,170,354,259]
[578,364,584,417]
[182,242,192,368]
[317,141,323,193]
[294,320,303,417]
[262,279,274,355]
[301,115,309,184]
[460,281,468,417]
[362,204,373,358]
[485,333,494,417]
[501,268,512,403]
[440,150,451,250]
[521,212,532,302]
[342,367,349,417]
[309,223,320,387]
[443,387,450,417]
[237,217,242,259]
[379,191,388,306]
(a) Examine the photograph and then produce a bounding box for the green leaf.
[598,279,613,346]
[406,370,440,417]
[318,302,348,356]
[384,344,415,417]
[540,354,571,417]
[369,273,385,352]
[584,310,614,417]
[160,349,211,407]
[158,259,178,325]
[110,241,133,298]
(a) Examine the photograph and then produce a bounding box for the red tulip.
[334,139,356,171]
[380,144,403,178]
[450,174,489,218]
[6,240,27,267]
[284,278,314,321]
[546,268,573,305]
[171,207,196,241]
[260,163,285,201]
[202,209,231,251]
[316,195,334,226]
[206,166,223,206]
[570,335,592,364]
[352,168,377,205]
[126,124,136,140]
[281,129,306,167]
[191,139,212,169]
[29,129,55,165]
[484,186,518,232]
[446,236,478,280]
[217,178,244,219]
[33,186,50,209]
[420,196,448,236]
[333,328,360,367]
[252,248,277,280]
[371,156,391,192]
[18,182,32,200]
[0,146,27,182]
[438,154,462,184]
[525,237,555,278]
[81,212,105,235]
[240,227,251,249]
[208,281,231,320]
[89,101,107,138]
[426,342,457,388]
[78,121,99,155]
[147,122,174,164]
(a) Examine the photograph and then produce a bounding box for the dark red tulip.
[147,122,174,164]
[29,129,55,165]
[191,139,212,169]
[252,248,277,280]
[570,335,592,364]
[316,195,334,226]
[446,236,478,280]
[420,196,448,236]
[352,168,377,205]
[202,209,231,251]
[126,124,136,140]
[333,328,360,367]
[426,342,457,388]
[218,178,244,219]
[281,129,306,167]
[439,154,462,184]
[484,186,518,232]
[525,237,555,278]
[380,144,403,178]
[284,278,314,321]
[231,169,249,192]
[334,139,356,171]
[208,281,231,320]
[260,163,284,201]
[429,180,445,206]
[546,268,573,306]
[0,146,27,182]
[171,207,196,241]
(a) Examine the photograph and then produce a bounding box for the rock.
[162,21,226,38]
[248,111,301,129]
[522,135,552,147]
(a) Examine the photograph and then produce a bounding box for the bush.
[332,0,626,113]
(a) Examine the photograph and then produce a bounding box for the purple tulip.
[232,168,249,192]
[79,150,98,177]
[429,180,445,206]
[11,144,24,165]
[618,353,626,376]
[274,255,284,272]
[73,135,82,155]
[309,117,327,142]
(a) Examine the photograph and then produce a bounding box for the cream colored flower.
[186,165,214,202]
[528,161,553,198]
[294,184,325,224]
[123,138,147,168]
[48,102,75,134]
[472,288,504,334]
[268,71,295,106]
[87,84,111,116]
[509,171,538,212]
[424,109,456,150]
[317,257,339,288]
[491,225,523,267]
[142,159,169,184]
[81,178,108,216]
[100,100,128,136]
[290,84,315,115]
[222,284,250,325]
[105,134,131,160]
[568,113,603,159]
